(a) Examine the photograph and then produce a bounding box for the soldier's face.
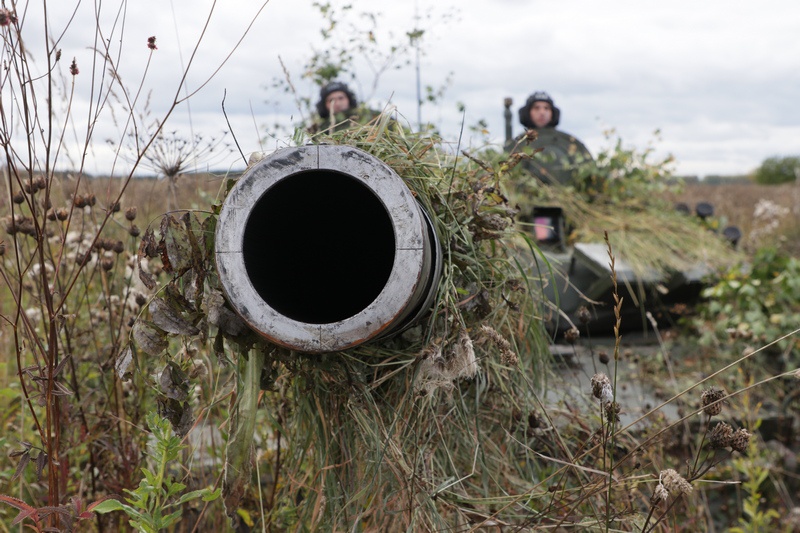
[326,91,350,114]
[529,101,553,128]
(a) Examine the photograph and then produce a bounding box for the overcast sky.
[12,0,800,178]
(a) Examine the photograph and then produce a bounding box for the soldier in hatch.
[508,91,592,185]
[312,81,362,134]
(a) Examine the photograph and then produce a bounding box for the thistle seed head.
[730,428,752,453]
[591,373,613,403]
[701,386,725,416]
[651,482,669,504]
[564,326,580,344]
[708,422,734,450]
[660,468,692,495]
[604,401,621,423]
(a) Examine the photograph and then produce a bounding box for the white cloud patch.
[8,0,800,177]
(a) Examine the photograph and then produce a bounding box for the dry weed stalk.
[0,2,269,530]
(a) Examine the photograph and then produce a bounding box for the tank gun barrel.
[215,145,442,353]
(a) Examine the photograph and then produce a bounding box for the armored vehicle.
[503,98,739,335]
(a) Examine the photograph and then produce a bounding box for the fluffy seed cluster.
[701,386,725,416]
[651,482,669,504]
[660,469,692,495]
[591,373,613,403]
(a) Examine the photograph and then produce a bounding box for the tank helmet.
[316,81,358,118]
[518,90,560,129]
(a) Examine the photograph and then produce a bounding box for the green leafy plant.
[569,131,678,205]
[728,419,780,533]
[93,412,220,532]
[695,247,800,353]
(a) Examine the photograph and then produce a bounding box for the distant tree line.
[753,155,800,184]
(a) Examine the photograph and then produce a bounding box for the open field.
[1,168,799,531]
[667,180,800,254]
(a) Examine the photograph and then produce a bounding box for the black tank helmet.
[315,81,358,119]
[518,91,560,129]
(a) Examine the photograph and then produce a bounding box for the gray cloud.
[10,0,800,178]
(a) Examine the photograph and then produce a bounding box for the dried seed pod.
[87,194,97,206]
[19,219,36,236]
[708,422,734,449]
[564,326,580,344]
[73,194,86,208]
[701,387,725,417]
[591,373,612,402]
[4,217,18,235]
[12,191,25,204]
[110,201,121,213]
[598,351,610,365]
[76,251,93,266]
[129,225,141,237]
[46,208,57,221]
[730,428,752,453]
[578,305,591,325]
[113,240,125,254]
[56,208,69,221]
[101,257,114,271]
[604,401,621,423]
[34,175,47,191]
[125,206,138,221]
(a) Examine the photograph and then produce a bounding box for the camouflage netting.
[505,133,742,277]
[129,113,566,530]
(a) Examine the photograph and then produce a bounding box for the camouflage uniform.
[508,91,592,185]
